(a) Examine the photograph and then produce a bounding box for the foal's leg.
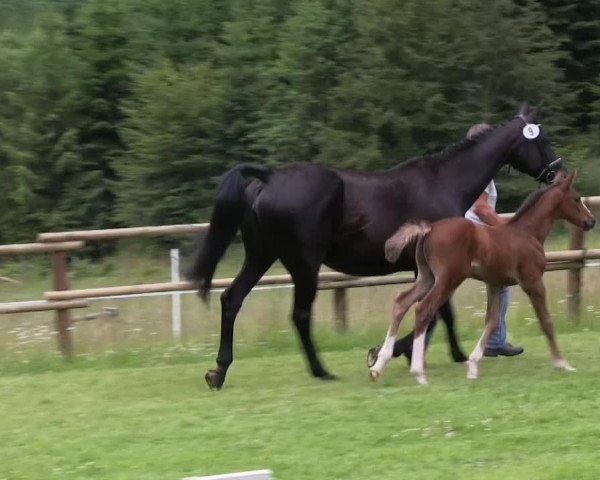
[466,284,501,380]
[386,300,466,364]
[369,276,432,380]
[409,282,453,385]
[523,279,575,371]
[206,255,275,390]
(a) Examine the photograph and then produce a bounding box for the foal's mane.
[392,123,505,170]
[508,182,559,223]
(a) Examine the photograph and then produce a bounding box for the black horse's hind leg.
[205,256,274,390]
[283,256,335,380]
[437,301,467,362]
[368,300,467,367]
[390,300,467,363]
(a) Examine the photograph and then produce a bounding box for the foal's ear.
[561,171,576,189]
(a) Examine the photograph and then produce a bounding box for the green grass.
[2,228,600,479]
[1,331,600,479]
[1,208,600,478]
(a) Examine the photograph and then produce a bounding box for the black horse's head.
[508,103,564,183]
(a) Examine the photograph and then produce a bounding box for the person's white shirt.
[465,181,497,224]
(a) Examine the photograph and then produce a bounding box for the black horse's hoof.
[313,369,338,381]
[452,351,469,363]
[205,369,224,391]
[318,372,338,381]
[366,345,381,369]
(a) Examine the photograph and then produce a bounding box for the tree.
[254,0,358,164]
[117,63,226,226]
[0,17,84,242]
[544,0,600,133]
[322,0,568,171]
[216,0,293,164]
[61,0,132,244]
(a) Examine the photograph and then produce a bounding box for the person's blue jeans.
[486,287,510,348]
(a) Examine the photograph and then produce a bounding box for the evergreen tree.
[255,0,358,164]
[322,0,568,170]
[0,17,84,241]
[117,63,226,225]
[62,0,132,242]
[544,0,600,133]
[216,0,293,164]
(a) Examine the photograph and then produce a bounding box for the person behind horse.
[464,123,524,357]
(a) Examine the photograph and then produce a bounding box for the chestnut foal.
[369,173,595,385]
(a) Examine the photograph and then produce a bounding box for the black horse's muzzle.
[536,158,563,183]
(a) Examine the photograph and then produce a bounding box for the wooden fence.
[1,196,599,356]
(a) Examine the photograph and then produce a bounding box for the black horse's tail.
[187,163,273,302]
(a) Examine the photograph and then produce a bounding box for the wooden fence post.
[333,288,347,332]
[51,252,73,356]
[567,224,584,321]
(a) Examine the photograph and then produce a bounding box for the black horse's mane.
[391,122,505,171]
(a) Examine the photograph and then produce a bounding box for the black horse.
[189,104,563,390]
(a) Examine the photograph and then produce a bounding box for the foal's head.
[555,173,596,231]
[508,103,564,183]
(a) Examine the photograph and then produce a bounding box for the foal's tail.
[187,163,273,302]
[384,221,432,263]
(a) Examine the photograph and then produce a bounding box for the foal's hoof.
[554,360,576,372]
[369,369,380,382]
[205,369,225,391]
[367,345,381,369]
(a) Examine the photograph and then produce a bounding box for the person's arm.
[471,193,503,226]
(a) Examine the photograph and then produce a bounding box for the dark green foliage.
[0,15,84,242]
[0,0,598,249]
[544,0,600,133]
[117,62,226,226]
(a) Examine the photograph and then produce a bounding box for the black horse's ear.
[527,103,543,123]
[518,102,530,117]
[552,169,569,183]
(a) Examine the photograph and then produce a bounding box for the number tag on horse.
[523,124,540,139]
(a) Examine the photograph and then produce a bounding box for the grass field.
[1,228,600,478]
[1,330,600,480]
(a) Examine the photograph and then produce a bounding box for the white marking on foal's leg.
[466,331,487,380]
[369,332,396,380]
[553,358,576,372]
[409,331,427,385]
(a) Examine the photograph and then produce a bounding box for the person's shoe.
[484,343,524,357]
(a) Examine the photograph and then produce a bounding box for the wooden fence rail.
[1,195,600,355]
[0,241,85,355]
[0,241,84,255]
[37,224,209,243]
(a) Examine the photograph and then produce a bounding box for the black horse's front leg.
[367,300,467,367]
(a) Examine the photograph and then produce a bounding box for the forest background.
[0,0,599,253]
